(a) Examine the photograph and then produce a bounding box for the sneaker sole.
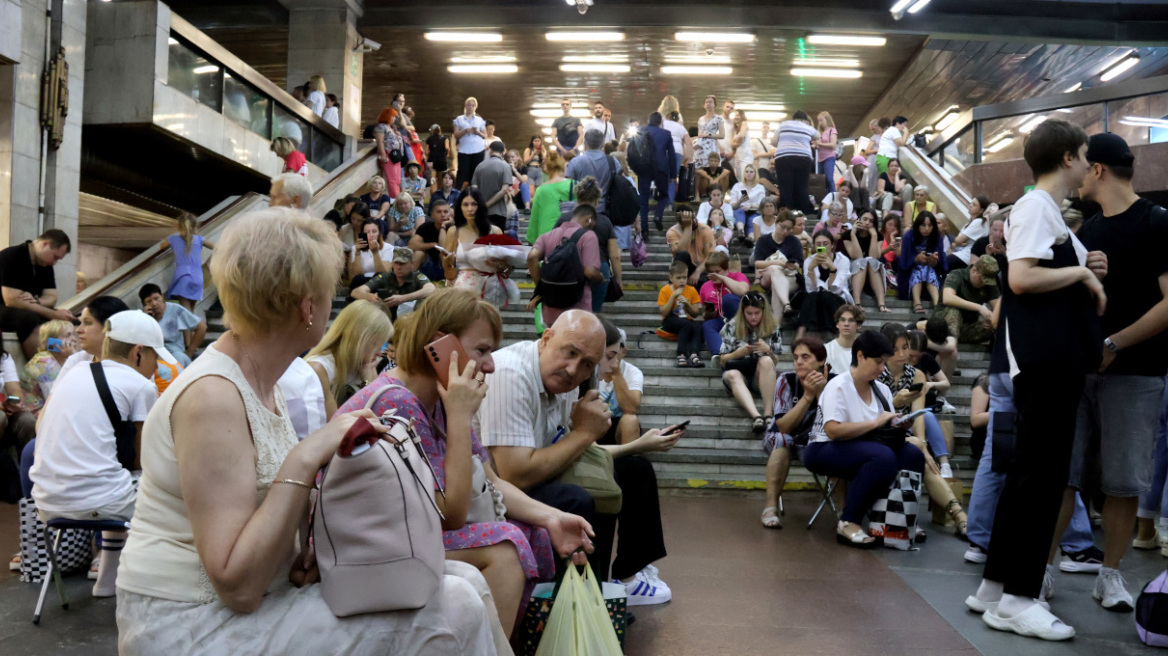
[1060,561,1102,573]
[1093,592,1134,613]
[626,591,672,606]
[963,551,987,564]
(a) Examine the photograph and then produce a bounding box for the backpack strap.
[90,363,136,470]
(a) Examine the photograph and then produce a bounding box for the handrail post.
[974,121,983,165]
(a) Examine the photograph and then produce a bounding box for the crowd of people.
[0,81,1164,652]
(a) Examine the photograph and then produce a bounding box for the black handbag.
[604,278,624,303]
[860,381,908,450]
[91,363,137,470]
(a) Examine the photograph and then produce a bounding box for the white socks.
[92,530,125,598]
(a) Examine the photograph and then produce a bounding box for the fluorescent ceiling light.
[450,56,516,63]
[907,0,932,14]
[736,103,785,112]
[793,58,860,68]
[933,106,961,131]
[741,112,786,121]
[426,32,502,43]
[662,65,732,75]
[1064,82,1082,93]
[531,101,585,108]
[530,109,591,118]
[675,32,755,43]
[168,37,178,45]
[193,65,219,74]
[1100,54,1140,82]
[1120,116,1168,129]
[807,34,887,47]
[1018,114,1047,134]
[664,55,732,64]
[560,63,630,73]
[547,31,624,42]
[1055,108,1076,113]
[790,67,863,78]
[535,118,555,127]
[563,55,629,62]
[890,0,914,12]
[985,136,1015,153]
[447,64,517,73]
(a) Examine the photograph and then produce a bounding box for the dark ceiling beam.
[359,3,1168,46]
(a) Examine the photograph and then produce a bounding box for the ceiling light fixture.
[662,65,733,75]
[664,55,732,64]
[933,105,961,132]
[1100,53,1140,82]
[742,112,786,122]
[193,65,219,74]
[675,32,755,43]
[426,32,502,43]
[450,56,517,63]
[447,64,518,73]
[530,108,591,118]
[1120,116,1168,129]
[736,103,785,112]
[792,58,861,68]
[565,0,593,13]
[547,31,624,42]
[168,37,178,46]
[1018,114,1047,134]
[560,63,630,73]
[807,34,887,47]
[1064,82,1083,93]
[531,101,586,108]
[907,0,932,13]
[562,55,629,62]
[536,118,555,127]
[985,136,1015,153]
[790,67,863,78]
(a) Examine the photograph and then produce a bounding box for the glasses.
[741,293,766,307]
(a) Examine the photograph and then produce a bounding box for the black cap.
[1086,133,1134,168]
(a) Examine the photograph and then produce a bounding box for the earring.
[306,320,313,331]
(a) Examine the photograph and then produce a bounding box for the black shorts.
[0,307,47,342]
[722,357,761,394]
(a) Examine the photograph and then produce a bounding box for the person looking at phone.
[933,254,1000,345]
[760,336,834,528]
[476,310,677,605]
[347,219,392,293]
[387,193,425,246]
[304,300,394,417]
[877,323,968,538]
[699,251,750,354]
[898,211,947,315]
[0,229,74,359]
[802,330,926,549]
[596,320,677,460]
[796,230,853,341]
[337,289,595,641]
[729,164,766,244]
[666,203,716,286]
[843,210,891,313]
[971,214,1008,270]
[19,319,75,416]
[410,199,454,282]
[752,210,804,317]
[351,248,437,321]
[719,292,783,433]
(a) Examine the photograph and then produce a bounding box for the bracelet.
[274,478,314,490]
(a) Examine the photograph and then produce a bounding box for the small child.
[657,260,705,368]
[160,212,215,312]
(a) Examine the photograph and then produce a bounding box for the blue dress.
[166,234,204,302]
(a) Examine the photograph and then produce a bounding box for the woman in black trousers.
[772,111,819,214]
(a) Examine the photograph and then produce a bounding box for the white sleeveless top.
[118,343,299,604]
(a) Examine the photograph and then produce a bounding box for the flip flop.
[676,355,690,368]
[913,304,926,314]
[982,603,1075,641]
[966,595,1049,614]
[751,416,767,433]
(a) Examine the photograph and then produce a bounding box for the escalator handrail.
[62,146,380,312]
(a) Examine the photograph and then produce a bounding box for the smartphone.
[5,395,20,405]
[426,334,475,389]
[665,420,691,435]
[907,382,925,393]
[816,246,827,254]
[47,337,64,353]
[893,408,929,427]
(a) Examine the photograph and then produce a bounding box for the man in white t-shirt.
[877,116,907,175]
[819,181,857,221]
[824,304,864,376]
[30,310,174,597]
[585,101,616,144]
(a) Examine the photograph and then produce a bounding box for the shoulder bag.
[859,381,908,450]
[91,362,137,470]
[555,444,622,514]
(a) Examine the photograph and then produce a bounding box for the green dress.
[526,179,574,244]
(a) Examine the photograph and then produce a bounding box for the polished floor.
[0,492,1160,655]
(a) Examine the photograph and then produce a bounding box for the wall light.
[450,56,516,63]
[790,68,863,78]
[547,31,624,42]
[1100,53,1140,82]
[662,65,734,75]
[675,32,755,43]
[560,64,630,73]
[426,32,502,43]
[933,106,961,131]
[447,64,517,73]
[807,34,887,47]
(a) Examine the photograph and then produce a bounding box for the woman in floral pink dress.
[338,289,593,638]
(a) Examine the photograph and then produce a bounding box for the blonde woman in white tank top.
[116,208,502,655]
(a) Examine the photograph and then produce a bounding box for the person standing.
[966,119,1107,641]
[771,111,819,215]
[552,99,583,159]
[1045,133,1168,612]
[816,112,839,194]
[877,116,908,175]
[638,113,678,234]
[585,101,616,144]
[470,141,514,233]
[425,124,450,175]
[695,95,725,177]
[0,230,74,359]
[453,97,488,190]
[565,130,622,213]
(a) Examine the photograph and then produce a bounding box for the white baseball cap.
[107,310,178,365]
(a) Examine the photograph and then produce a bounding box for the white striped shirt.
[774,120,818,160]
[474,340,576,449]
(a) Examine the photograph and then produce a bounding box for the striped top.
[773,120,819,160]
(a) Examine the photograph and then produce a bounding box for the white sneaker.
[963,544,987,564]
[1093,568,1134,612]
[939,463,954,479]
[641,564,667,588]
[938,398,957,414]
[619,569,672,606]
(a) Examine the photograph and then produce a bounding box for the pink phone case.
[426,335,474,389]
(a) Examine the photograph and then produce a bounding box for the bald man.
[476,311,672,601]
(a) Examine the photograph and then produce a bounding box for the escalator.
[897,144,975,229]
[61,146,379,315]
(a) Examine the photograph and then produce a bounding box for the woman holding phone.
[305,300,394,416]
[337,288,595,640]
[719,292,783,433]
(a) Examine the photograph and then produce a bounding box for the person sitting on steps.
[657,260,705,369]
[824,304,864,376]
[719,291,782,434]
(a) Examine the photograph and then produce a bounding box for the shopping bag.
[519,577,628,656]
[532,563,624,656]
[868,469,921,550]
[630,234,647,268]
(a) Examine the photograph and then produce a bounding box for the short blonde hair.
[393,288,502,375]
[271,136,296,159]
[38,320,72,352]
[394,193,415,212]
[211,207,344,336]
[309,74,326,95]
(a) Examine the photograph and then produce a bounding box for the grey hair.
[829,201,845,213]
[584,128,605,150]
[915,184,930,196]
[274,173,313,210]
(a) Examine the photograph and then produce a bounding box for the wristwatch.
[1104,337,1119,353]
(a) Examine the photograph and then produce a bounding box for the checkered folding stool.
[18,498,94,584]
[33,518,130,625]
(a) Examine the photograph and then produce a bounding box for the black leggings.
[662,314,703,356]
[456,151,485,189]
[775,155,814,214]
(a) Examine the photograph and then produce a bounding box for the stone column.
[284,0,363,145]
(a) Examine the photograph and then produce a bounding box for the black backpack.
[626,128,655,177]
[538,228,588,309]
[605,155,641,228]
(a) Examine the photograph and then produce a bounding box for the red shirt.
[284,150,308,176]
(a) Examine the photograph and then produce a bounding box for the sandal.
[836,520,878,549]
[782,303,793,315]
[676,354,689,368]
[947,498,969,539]
[689,354,706,368]
[751,416,767,433]
[761,506,782,529]
[878,305,892,313]
[9,553,20,571]
[913,304,926,314]
[982,603,1075,641]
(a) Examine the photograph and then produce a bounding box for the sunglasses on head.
[742,292,766,307]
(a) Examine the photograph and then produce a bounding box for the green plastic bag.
[534,563,623,656]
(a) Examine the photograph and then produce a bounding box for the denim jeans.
[965,373,1096,553]
[732,208,757,232]
[818,156,836,193]
[920,410,949,459]
[1138,375,1168,519]
[591,261,610,313]
[520,182,531,205]
[701,294,740,354]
